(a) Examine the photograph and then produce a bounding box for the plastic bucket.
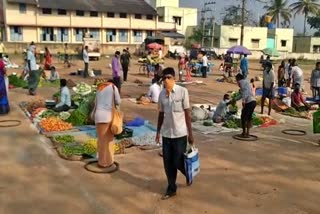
[278,87,288,96]
[256,88,263,96]
[265,16,272,23]
[267,23,275,29]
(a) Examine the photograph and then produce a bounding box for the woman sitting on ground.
[53,79,71,112]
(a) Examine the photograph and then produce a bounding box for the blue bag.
[184,147,200,183]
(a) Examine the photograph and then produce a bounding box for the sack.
[111,85,123,135]
[184,147,200,183]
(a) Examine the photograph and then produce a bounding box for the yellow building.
[149,0,198,35]
[267,28,294,53]
[293,36,320,53]
[2,0,178,45]
[214,25,268,50]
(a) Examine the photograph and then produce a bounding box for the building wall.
[268,28,294,52]
[3,2,177,44]
[158,7,197,35]
[311,37,320,53]
[149,0,179,8]
[216,25,268,50]
[293,37,312,53]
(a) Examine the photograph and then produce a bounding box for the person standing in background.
[83,46,89,78]
[27,45,39,95]
[64,43,71,68]
[201,51,208,78]
[278,60,286,87]
[159,47,163,59]
[240,54,249,79]
[290,59,304,89]
[120,49,130,82]
[311,62,320,99]
[261,61,275,116]
[285,59,292,87]
[0,54,9,115]
[44,47,52,70]
[112,51,122,93]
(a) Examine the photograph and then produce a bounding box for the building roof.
[160,32,185,39]
[8,0,157,15]
[7,0,37,4]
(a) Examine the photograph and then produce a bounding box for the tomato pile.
[39,117,73,132]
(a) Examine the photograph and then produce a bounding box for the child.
[250,78,256,97]
[49,66,60,81]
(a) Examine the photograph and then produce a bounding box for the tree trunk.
[240,0,246,45]
[277,13,280,28]
[304,13,307,36]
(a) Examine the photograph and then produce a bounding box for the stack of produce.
[83,138,98,155]
[59,112,71,121]
[73,82,92,96]
[8,74,28,88]
[53,135,75,145]
[38,79,60,87]
[71,94,83,106]
[26,98,46,113]
[39,117,73,132]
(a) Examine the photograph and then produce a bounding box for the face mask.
[164,78,175,96]
[225,99,230,103]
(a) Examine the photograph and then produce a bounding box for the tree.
[188,27,203,43]
[263,0,291,27]
[222,5,257,26]
[307,15,320,36]
[290,0,320,35]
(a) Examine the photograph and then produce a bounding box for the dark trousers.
[53,104,70,112]
[122,65,129,81]
[84,62,89,78]
[201,66,207,78]
[113,77,121,93]
[162,136,187,194]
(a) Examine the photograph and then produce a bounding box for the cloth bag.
[110,85,123,135]
[184,146,200,183]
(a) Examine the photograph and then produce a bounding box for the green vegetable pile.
[54,135,75,144]
[8,74,28,88]
[284,107,299,115]
[203,121,213,126]
[40,80,60,87]
[83,143,96,155]
[59,112,71,120]
[252,116,264,126]
[66,110,87,126]
[62,144,84,156]
[223,118,241,129]
[41,110,57,118]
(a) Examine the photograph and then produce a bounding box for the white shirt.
[158,84,190,138]
[50,70,60,81]
[95,85,121,123]
[27,50,37,71]
[263,67,275,89]
[213,100,228,118]
[291,66,303,85]
[147,83,162,103]
[202,55,208,67]
[158,50,163,59]
[56,86,71,108]
[83,49,89,63]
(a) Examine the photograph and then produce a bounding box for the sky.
[148,0,318,35]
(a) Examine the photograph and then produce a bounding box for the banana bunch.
[83,138,98,155]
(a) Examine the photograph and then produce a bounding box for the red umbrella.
[147,43,163,50]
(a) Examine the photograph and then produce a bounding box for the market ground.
[1,56,320,214]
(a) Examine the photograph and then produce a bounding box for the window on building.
[313,45,320,53]
[107,12,115,18]
[106,29,116,42]
[89,29,100,39]
[146,30,154,37]
[133,30,143,42]
[251,39,260,48]
[281,40,287,47]
[146,15,153,20]
[173,16,182,26]
[229,38,238,46]
[90,11,98,17]
[41,27,55,42]
[120,13,127,18]
[10,26,23,41]
[58,9,67,15]
[118,30,128,42]
[135,14,142,19]
[57,28,69,42]
[42,8,52,15]
[19,3,26,14]
[76,10,85,16]
[158,16,164,22]
[75,28,86,41]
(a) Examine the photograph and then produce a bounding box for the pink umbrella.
[147,43,163,50]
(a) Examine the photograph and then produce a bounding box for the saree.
[0,60,10,115]
[28,69,40,92]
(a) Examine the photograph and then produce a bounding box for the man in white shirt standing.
[54,79,71,112]
[201,51,208,78]
[290,59,303,89]
[261,61,275,116]
[83,46,89,78]
[156,67,194,200]
[27,45,39,95]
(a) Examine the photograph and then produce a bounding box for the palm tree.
[263,0,292,27]
[290,0,320,35]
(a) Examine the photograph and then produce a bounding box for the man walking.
[83,46,89,78]
[120,49,130,82]
[156,67,194,200]
[112,51,122,93]
[27,45,39,95]
[261,61,275,116]
[240,54,249,79]
[200,51,208,78]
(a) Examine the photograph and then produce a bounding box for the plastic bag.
[184,147,200,183]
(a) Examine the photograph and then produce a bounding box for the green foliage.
[307,15,320,36]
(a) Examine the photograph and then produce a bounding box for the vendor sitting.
[53,79,71,112]
[213,94,233,123]
[137,76,162,104]
[49,66,60,81]
[291,83,309,112]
